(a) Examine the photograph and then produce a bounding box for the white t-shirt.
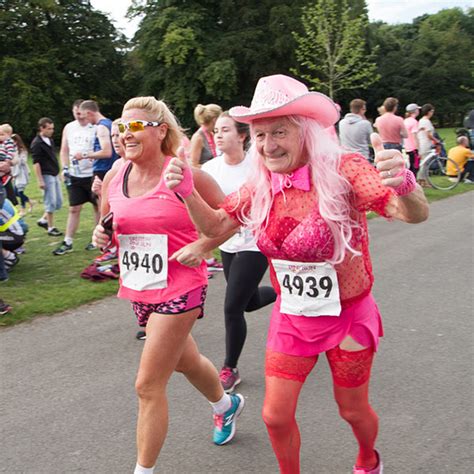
[64,120,97,177]
[417,117,435,156]
[202,154,259,253]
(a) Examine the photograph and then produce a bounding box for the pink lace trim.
[265,349,318,382]
[326,346,374,388]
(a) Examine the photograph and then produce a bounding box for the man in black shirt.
[31,117,63,236]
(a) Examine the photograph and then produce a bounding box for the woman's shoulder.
[191,130,204,142]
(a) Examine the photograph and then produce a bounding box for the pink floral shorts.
[131,285,207,327]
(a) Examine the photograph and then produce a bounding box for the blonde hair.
[194,103,222,126]
[123,97,184,156]
[0,123,13,135]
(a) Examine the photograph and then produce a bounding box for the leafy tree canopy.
[0,0,129,141]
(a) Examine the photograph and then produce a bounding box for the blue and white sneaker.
[212,393,245,445]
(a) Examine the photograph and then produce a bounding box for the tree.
[292,0,379,99]
[0,0,129,141]
[366,8,474,126]
[128,0,312,128]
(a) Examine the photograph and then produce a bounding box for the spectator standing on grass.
[0,180,9,285]
[53,100,98,256]
[374,97,407,151]
[11,133,32,215]
[339,99,373,160]
[417,104,439,162]
[404,104,421,176]
[31,117,63,237]
[0,124,19,205]
[78,100,118,207]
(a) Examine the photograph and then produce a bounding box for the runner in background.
[202,112,276,392]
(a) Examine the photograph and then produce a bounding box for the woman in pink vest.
[93,97,244,474]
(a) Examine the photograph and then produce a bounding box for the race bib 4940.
[118,234,168,291]
[272,259,341,317]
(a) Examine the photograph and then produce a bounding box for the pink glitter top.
[220,153,395,309]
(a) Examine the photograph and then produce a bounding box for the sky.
[90,0,472,39]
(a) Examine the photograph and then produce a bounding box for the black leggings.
[221,250,276,368]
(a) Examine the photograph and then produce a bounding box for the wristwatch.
[81,151,89,159]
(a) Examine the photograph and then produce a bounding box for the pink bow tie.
[271,164,311,194]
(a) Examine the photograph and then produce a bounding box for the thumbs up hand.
[164,146,194,197]
[371,133,405,188]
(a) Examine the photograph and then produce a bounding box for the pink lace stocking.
[326,345,374,388]
[265,349,318,382]
[327,346,379,469]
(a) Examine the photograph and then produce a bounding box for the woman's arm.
[166,155,240,238]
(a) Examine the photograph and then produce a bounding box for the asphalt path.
[1,192,473,473]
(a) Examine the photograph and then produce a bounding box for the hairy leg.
[262,350,318,474]
[327,336,378,470]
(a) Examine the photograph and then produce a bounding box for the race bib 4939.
[272,259,341,317]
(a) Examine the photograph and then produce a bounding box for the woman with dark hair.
[201,112,276,392]
[11,134,32,214]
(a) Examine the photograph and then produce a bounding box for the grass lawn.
[1,128,472,327]
[1,171,118,327]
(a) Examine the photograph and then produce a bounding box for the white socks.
[209,393,232,415]
[64,236,73,246]
[134,463,155,474]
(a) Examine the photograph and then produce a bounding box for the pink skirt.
[266,293,383,357]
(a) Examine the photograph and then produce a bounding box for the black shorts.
[93,170,108,181]
[67,176,97,207]
[0,230,24,251]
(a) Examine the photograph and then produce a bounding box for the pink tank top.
[108,159,207,304]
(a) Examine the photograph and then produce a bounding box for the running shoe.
[219,366,241,393]
[37,219,48,230]
[84,242,97,251]
[52,242,73,256]
[14,246,26,255]
[213,393,245,446]
[464,178,474,184]
[353,450,383,474]
[0,300,12,315]
[47,227,63,237]
[136,330,146,340]
[206,258,224,272]
[95,250,117,263]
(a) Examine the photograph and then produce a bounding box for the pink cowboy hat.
[229,74,339,127]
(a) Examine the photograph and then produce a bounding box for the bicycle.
[418,142,461,190]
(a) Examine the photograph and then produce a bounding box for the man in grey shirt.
[339,99,373,160]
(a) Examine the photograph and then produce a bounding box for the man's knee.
[69,205,82,215]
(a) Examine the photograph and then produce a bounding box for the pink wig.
[239,115,361,265]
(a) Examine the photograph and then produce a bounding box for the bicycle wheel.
[425,156,461,190]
